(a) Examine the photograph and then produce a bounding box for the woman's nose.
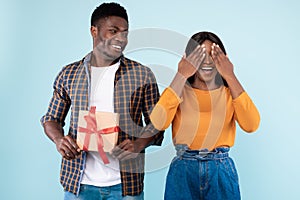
[203,54,213,64]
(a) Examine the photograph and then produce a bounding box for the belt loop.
[175,144,189,157]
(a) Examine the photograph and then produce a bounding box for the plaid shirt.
[40,52,164,196]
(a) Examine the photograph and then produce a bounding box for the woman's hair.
[185,31,228,87]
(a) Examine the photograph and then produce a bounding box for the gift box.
[77,106,120,164]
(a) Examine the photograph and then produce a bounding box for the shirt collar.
[83,52,125,68]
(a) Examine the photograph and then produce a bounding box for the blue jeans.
[64,184,144,200]
[164,145,241,200]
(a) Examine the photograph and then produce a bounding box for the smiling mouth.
[112,45,122,51]
[200,66,214,72]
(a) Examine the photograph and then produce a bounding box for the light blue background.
[1,0,299,199]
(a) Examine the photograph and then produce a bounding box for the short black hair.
[185,31,228,87]
[91,2,128,26]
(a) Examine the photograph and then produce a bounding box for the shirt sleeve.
[150,87,182,131]
[232,92,260,133]
[40,67,71,127]
[141,69,164,146]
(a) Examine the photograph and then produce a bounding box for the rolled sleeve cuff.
[40,115,65,127]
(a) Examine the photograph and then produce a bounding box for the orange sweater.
[150,85,260,150]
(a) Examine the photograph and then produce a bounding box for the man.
[40,3,163,199]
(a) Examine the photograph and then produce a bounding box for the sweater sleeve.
[150,87,182,130]
[232,92,260,133]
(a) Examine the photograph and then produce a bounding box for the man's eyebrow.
[109,25,128,31]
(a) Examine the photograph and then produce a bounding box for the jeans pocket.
[79,184,87,192]
[170,155,180,165]
[227,158,239,182]
[219,158,241,199]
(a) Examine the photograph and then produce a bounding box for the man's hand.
[111,139,145,161]
[54,135,81,160]
[43,121,81,160]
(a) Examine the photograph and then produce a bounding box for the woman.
[150,31,260,200]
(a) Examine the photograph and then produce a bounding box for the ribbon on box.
[78,106,120,164]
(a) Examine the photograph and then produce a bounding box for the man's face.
[92,16,128,63]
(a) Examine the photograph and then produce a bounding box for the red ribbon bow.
[78,106,120,164]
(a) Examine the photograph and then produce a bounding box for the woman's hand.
[211,43,234,80]
[178,45,206,79]
[211,43,244,98]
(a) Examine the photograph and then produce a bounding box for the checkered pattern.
[41,53,164,196]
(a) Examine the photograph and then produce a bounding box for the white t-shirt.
[81,62,121,187]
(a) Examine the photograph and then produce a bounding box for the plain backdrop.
[1,0,299,199]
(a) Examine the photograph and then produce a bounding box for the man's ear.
[90,26,98,38]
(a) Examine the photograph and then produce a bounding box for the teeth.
[112,45,121,49]
[201,67,213,70]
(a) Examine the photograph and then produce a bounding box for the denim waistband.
[175,144,229,160]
